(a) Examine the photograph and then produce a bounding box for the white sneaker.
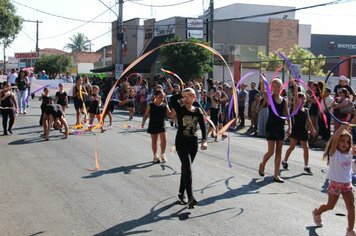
[161,153,167,163]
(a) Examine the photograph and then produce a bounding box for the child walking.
[54,83,69,114]
[142,89,171,163]
[170,88,208,209]
[39,87,52,126]
[0,82,18,135]
[282,80,317,173]
[258,77,291,183]
[312,124,355,236]
[87,85,104,132]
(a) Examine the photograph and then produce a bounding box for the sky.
[3,0,356,59]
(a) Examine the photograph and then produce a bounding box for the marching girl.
[258,77,291,183]
[208,91,221,141]
[141,89,171,163]
[170,88,208,209]
[87,85,104,132]
[72,77,88,126]
[126,87,136,120]
[312,124,356,236]
[54,83,69,114]
[282,80,317,174]
[39,87,52,126]
[0,82,18,135]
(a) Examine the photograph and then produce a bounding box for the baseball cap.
[339,75,347,81]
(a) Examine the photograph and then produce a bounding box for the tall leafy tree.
[0,0,22,70]
[258,44,326,76]
[160,36,212,81]
[35,54,72,79]
[64,33,90,52]
[0,0,22,43]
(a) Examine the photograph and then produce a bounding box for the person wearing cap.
[39,70,49,80]
[333,75,355,100]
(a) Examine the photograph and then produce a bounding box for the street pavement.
[0,100,349,236]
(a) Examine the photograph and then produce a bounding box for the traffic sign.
[115,64,123,79]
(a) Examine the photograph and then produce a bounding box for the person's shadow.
[199,176,297,207]
[306,226,322,236]
[82,161,155,178]
[94,196,235,235]
[7,135,65,145]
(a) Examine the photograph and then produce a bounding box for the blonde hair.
[323,130,352,164]
[271,77,283,86]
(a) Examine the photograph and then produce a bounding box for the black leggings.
[176,141,198,200]
[2,109,15,133]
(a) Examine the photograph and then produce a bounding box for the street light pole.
[208,0,214,79]
[116,0,123,65]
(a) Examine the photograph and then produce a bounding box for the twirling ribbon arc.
[275,51,328,128]
[161,68,185,88]
[324,55,356,126]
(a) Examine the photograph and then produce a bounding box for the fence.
[213,56,356,92]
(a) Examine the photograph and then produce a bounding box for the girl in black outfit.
[54,83,68,114]
[282,80,317,174]
[72,77,88,125]
[0,82,18,135]
[39,87,53,126]
[259,78,291,183]
[170,88,208,209]
[142,90,171,163]
[87,85,103,132]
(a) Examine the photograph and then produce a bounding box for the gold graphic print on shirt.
[182,115,198,137]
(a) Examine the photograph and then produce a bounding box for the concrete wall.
[214,3,295,23]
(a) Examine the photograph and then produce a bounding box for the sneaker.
[178,194,187,205]
[346,228,356,236]
[312,209,323,227]
[282,161,288,170]
[187,198,198,209]
[7,129,12,134]
[153,156,160,164]
[304,166,312,174]
[23,111,27,114]
[161,154,167,163]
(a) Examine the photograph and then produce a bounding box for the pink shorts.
[327,181,353,196]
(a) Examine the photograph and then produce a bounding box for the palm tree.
[64,33,90,52]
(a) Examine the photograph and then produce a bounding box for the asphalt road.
[0,100,349,236]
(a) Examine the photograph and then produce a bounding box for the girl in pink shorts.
[312,124,356,236]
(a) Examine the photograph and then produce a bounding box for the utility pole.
[23,20,42,53]
[116,0,123,65]
[208,0,214,79]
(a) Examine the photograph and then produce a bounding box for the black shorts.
[74,99,83,110]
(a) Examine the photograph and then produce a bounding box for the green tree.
[0,0,22,70]
[160,36,212,81]
[35,54,72,79]
[258,44,326,76]
[0,0,22,43]
[64,33,90,52]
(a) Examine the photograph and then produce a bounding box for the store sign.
[187,30,204,39]
[14,52,39,59]
[337,44,356,50]
[187,19,204,28]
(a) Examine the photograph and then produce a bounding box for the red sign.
[14,52,39,59]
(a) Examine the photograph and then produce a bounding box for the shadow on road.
[93,197,234,236]
[7,135,66,145]
[149,164,179,178]
[82,161,155,178]
[199,176,297,207]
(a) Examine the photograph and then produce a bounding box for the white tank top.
[327,149,353,183]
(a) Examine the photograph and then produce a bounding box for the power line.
[20,30,36,43]
[212,0,354,23]
[98,0,118,17]
[84,0,356,47]
[11,0,113,23]
[40,5,117,40]
[126,0,195,7]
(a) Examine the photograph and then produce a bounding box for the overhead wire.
[11,0,113,23]
[39,4,117,40]
[125,0,195,7]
